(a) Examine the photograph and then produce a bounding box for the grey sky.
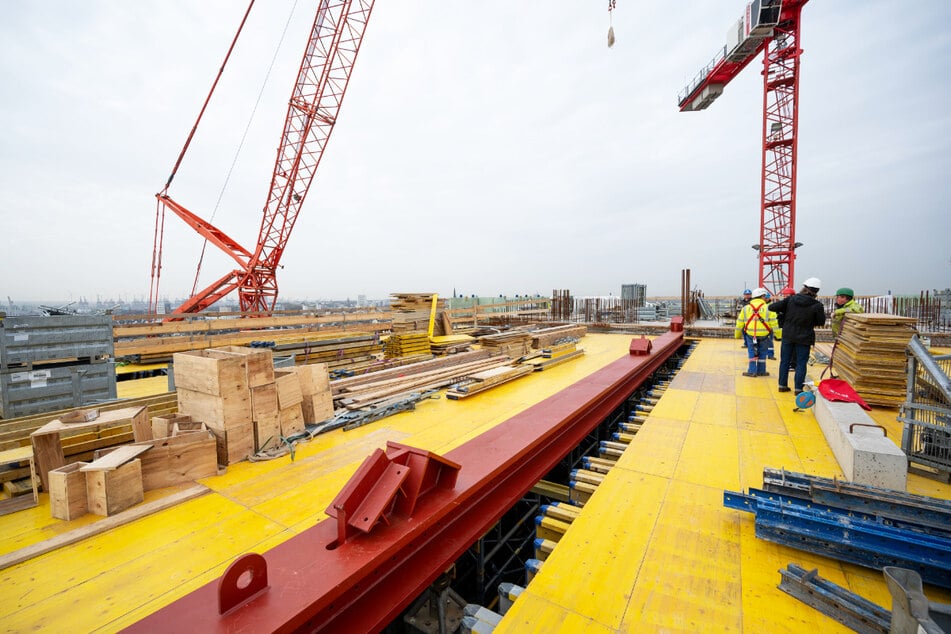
[1,1,949,304]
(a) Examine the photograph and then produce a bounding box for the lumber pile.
[331,350,509,409]
[445,364,534,399]
[390,293,443,333]
[830,313,917,407]
[478,331,533,358]
[527,339,585,371]
[384,332,431,358]
[530,324,587,349]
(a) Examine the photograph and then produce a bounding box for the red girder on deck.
[126,328,683,633]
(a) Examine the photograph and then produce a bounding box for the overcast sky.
[2,1,949,304]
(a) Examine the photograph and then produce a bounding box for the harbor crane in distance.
[148,1,375,317]
[677,0,809,296]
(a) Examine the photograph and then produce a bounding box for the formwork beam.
[126,329,683,633]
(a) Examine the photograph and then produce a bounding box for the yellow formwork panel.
[691,392,737,426]
[673,421,741,493]
[518,469,671,629]
[496,591,616,633]
[620,418,689,479]
[643,388,697,421]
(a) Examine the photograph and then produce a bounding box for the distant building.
[621,284,647,307]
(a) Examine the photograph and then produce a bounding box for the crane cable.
[608,0,617,48]
[190,0,302,297]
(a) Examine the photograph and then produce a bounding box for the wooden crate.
[127,431,218,490]
[250,384,281,451]
[177,387,251,430]
[83,459,144,516]
[151,413,193,440]
[293,363,331,396]
[302,391,335,424]
[211,346,275,387]
[208,425,254,465]
[279,403,305,437]
[274,372,303,408]
[49,461,89,520]
[172,349,248,396]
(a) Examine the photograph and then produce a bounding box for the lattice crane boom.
[678,0,809,296]
[149,0,375,317]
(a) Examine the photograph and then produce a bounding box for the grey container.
[0,315,114,370]
[0,359,117,418]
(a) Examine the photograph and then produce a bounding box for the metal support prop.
[127,329,684,633]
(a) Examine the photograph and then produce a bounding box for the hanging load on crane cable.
[607,0,617,48]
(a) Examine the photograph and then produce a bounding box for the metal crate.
[0,315,114,370]
[898,336,951,480]
[0,360,117,418]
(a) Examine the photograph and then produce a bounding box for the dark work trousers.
[779,341,811,391]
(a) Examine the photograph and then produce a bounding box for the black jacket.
[768,293,826,345]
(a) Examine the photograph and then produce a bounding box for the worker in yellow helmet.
[735,288,779,377]
[831,287,863,338]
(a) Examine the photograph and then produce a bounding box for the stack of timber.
[332,350,510,409]
[113,311,390,363]
[384,332,431,358]
[527,338,585,371]
[827,313,918,407]
[390,293,442,334]
[529,324,587,349]
[477,330,533,358]
[277,334,382,369]
[445,364,534,400]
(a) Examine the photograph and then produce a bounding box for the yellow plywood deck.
[2,335,949,632]
[497,337,951,633]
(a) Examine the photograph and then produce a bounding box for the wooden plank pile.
[478,331,534,358]
[331,350,510,409]
[830,313,918,407]
[174,346,336,462]
[445,364,535,399]
[528,339,585,371]
[390,293,442,333]
[530,324,588,349]
[384,332,431,358]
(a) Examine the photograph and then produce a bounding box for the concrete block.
[812,390,907,490]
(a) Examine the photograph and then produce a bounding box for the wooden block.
[49,462,89,520]
[301,391,334,424]
[85,459,144,516]
[211,346,275,387]
[251,384,281,450]
[279,404,305,437]
[151,413,192,440]
[292,363,331,396]
[177,387,251,430]
[60,409,100,424]
[172,349,249,396]
[274,372,303,408]
[125,432,218,491]
[129,407,152,443]
[81,444,152,471]
[30,430,65,492]
[206,425,254,466]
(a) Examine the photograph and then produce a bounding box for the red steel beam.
[126,327,684,633]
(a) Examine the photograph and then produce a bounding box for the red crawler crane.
[148,1,375,316]
[678,0,809,296]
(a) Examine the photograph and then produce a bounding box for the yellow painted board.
[495,591,616,633]
[672,421,741,492]
[622,480,743,632]
[524,470,670,629]
[691,391,737,425]
[644,388,698,421]
[617,418,688,479]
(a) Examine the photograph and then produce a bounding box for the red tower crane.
[148,0,375,316]
[678,0,809,296]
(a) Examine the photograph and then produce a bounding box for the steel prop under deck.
[127,327,683,633]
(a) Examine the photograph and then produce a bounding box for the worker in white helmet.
[768,277,826,395]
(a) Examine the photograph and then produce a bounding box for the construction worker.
[768,277,826,395]
[775,287,796,369]
[738,289,753,348]
[831,287,863,338]
[735,288,779,377]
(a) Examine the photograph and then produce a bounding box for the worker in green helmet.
[831,287,863,338]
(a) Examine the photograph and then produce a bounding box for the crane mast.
[149,0,375,316]
[678,0,809,296]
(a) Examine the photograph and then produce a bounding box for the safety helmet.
[835,287,854,298]
[751,288,768,298]
[781,287,795,296]
[742,289,752,295]
[802,277,821,291]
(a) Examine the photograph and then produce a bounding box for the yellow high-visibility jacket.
[734,298,779,339]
